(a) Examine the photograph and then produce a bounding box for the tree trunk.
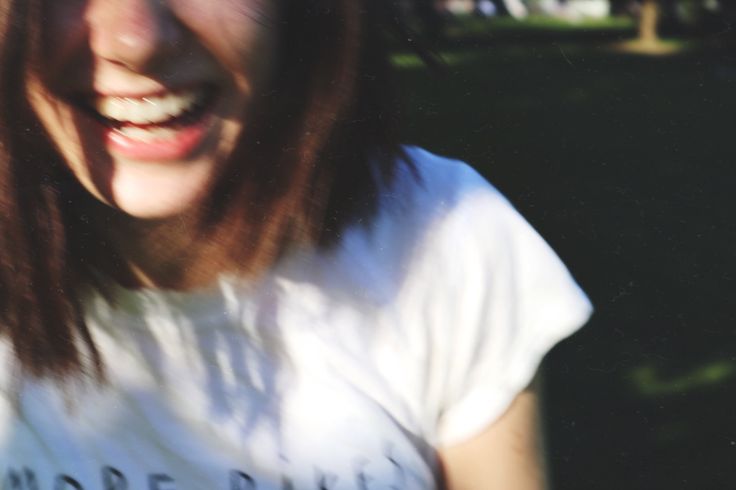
[638,0,661,44]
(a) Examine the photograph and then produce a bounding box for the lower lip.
[103,115,213,161]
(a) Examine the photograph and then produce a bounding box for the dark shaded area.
[395,21,736,490]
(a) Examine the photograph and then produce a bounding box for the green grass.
[631,360,736,397]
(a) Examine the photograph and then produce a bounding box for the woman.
[0,0,592,488]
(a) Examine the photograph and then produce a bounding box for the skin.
[28,0,546,485]
[438,375,549,490]
[27,0,280,287]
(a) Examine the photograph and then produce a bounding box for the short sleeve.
[408,156,593,447]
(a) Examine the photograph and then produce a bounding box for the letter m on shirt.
[4,468,39,490]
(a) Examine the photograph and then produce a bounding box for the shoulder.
[378,146,540,269]
[389,146,508,216]
[280,147,591,447]
[382,148,591,447]
[374,146,518,248]
[311,146,550,306]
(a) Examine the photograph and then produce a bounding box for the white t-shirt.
[0,147,592,489]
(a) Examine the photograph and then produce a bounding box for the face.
[27,0,280,219]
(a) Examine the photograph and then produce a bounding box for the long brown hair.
[0,0,408,380]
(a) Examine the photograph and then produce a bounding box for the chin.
[103,158,217,220]
[112,196,205,220]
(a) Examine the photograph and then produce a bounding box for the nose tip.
[87,0,181,72]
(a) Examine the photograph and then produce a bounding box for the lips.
[80,85,219,161]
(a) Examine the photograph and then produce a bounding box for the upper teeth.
[95,90,202,124]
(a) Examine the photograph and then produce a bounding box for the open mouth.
[78,85,220,160]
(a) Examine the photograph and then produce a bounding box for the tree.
[638,0,661,44]
[617,0,678,54]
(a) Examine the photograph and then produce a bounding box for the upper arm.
[437,375,548,490]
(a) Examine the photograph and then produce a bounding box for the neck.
[97,209,234,290]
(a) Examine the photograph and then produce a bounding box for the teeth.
[116,125,179,142]
[95,89,202,124]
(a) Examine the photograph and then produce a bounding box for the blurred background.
[392,1,735,488]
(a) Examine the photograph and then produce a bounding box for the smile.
[80,85,219,161]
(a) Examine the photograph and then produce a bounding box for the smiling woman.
[27,0,279,218]
[4,0,396,309]
[0,0,591,488]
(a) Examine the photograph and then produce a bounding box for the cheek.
[174,0,280,81]
[27,80,111,203]
[40,0,88,70]
[27,79,82,164]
